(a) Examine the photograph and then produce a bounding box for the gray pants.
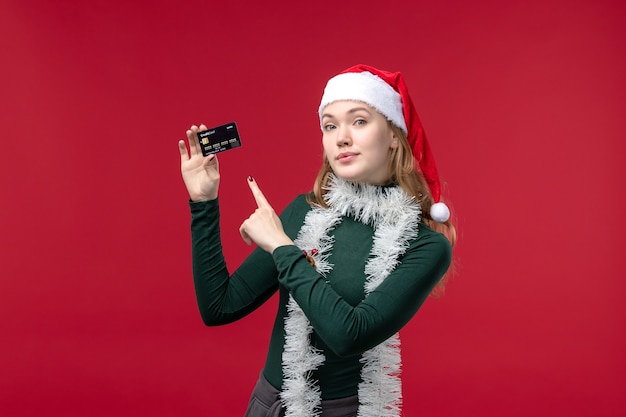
[244,372,359,417]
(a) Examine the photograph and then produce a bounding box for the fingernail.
[248,176,254,182]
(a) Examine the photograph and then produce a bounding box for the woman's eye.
[323,124,336,131]
[355,119,367,126]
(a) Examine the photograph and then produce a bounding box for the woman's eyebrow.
[322,106,372,119]
[347,106,372,114]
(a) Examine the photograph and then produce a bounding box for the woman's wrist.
[269,238,296,254]
[189,191,218,202]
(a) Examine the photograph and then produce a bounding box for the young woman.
[178,64,455,417]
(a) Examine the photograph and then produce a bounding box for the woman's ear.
[390,130,399,149]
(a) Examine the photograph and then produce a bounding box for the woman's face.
[321,100,398,185]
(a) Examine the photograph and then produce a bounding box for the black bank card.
[197,122,242,156]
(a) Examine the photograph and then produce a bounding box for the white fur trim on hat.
[319,71,407,134]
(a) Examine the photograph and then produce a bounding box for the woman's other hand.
[240,177,294,253]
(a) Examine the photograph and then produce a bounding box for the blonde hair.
[307,123,456,291]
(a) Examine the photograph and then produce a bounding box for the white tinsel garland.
[282,175,421,417]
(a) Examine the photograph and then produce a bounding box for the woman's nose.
[336,126,351,146]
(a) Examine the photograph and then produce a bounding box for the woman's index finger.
[247,177,271,208]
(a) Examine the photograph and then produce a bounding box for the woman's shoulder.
[396,222,453,279]
[281,193,313,214]
[413,222,453,255]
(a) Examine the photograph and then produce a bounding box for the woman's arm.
[190,199,279,325]
[272,226,452,357]
[180,127,289,325]
[190,195,307,325]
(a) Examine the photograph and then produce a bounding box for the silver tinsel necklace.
[281,175,421,417]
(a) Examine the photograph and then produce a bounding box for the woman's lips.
[336,152,358,163]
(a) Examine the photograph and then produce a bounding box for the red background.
[1,0,625,416]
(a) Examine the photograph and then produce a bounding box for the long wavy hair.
[306,123,456,290]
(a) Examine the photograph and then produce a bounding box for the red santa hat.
[319,64,450,223]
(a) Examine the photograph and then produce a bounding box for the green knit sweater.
[190,193,451,400]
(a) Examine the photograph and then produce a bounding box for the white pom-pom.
[430,202,450,223]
